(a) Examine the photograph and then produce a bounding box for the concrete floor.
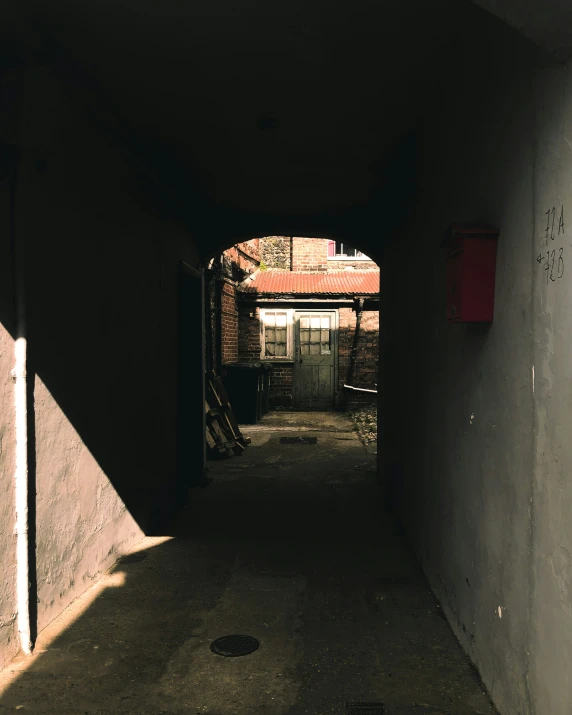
[0,412,496,714]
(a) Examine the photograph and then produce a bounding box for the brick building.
[208,237,379,410]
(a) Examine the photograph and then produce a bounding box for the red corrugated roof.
[240,270,379,295]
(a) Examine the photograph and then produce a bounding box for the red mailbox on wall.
[443,223,499,323]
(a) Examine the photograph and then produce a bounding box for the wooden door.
[293,311,336,410]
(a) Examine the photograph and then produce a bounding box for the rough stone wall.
[259,236,292,270]
[2,66,200,655]
[221,281,238,365]
[338,307,379,408]
[291,237,328,272]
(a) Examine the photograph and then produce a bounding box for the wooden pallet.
[205,371,251,457]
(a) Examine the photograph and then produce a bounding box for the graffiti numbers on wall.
[537,205,565,283]
[537,248,564,283]
[545,205,564,242]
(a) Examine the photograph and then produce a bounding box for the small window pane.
[300,317,310,329]
[262,310,291,359]
[310,343,320,355]
[310,329,320,343]
[301,344,310,355]
[321,329,330,343]
[321,316,330,328]
[311,316,320,328]
[300,328,310,344]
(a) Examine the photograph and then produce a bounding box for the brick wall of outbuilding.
[238,306,261,361]
[238,303,378,409]
[339,306,379,408]
[222,240,260,278]
[267,364,294,407]
[209,239,260,370]
[221,280,239,364]
[291,237,328,272]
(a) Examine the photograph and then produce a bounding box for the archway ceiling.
[8,0,572,252]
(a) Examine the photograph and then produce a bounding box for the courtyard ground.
[0,412,495,715]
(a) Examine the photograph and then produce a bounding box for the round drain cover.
[210,635,260,657]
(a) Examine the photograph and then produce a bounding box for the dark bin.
[223,362,270,424]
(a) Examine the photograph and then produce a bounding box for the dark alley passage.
[5,1,572,711]
[0,414,494,714]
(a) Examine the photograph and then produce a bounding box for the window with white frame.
[261,309,293,360]
[327,240,371,260]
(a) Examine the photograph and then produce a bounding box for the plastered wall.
[382,15,572,715]
[529,57,572,715]
[0,66,199,656]
[0,177,18,670]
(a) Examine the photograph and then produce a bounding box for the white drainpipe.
[13,336,31,654]
[10,165,32,655]
[343,384,378,394]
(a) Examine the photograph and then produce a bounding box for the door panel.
[294,311,336,410]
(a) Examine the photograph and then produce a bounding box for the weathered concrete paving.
[0,412,496,714]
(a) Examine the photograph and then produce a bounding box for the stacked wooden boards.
[205,372,251,457]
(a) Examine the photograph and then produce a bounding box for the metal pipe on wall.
[347,297,364,387]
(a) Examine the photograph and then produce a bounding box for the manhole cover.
[280,437,318,444]
[210,635,260,657]
[347,704,385,714]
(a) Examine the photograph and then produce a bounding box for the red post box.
[443,223,499,323]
